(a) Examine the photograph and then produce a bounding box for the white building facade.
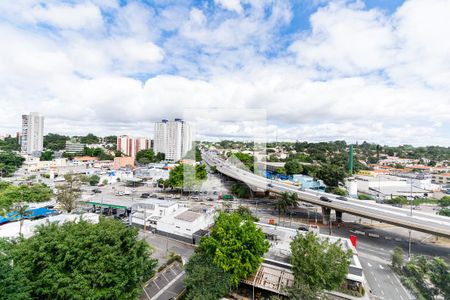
[154,119,192,161]
[21,112,44,154]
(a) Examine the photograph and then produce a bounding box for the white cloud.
[25,2,104,30]
[0,0,448,146]
[214,0,244,14]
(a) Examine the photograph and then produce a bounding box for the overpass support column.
[321,207,331,225]
[335,210,343,223]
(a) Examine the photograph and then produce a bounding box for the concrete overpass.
[203,151,450,238]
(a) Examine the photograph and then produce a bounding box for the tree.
[429,257,450,299]
[11,202,31,236]
[39,150,54,161]
[0,184,53,210]
[155,152,165,162]
[275,167,286,175]
[439,196,450,207]
[56,173,81,213]
[234,205,258,221]
[0,239,31,300]
[102,179,108,185]
[329,187,348,196]
[391,247,404,271]
[438,208,450,217]
[285,159,303,175]
[136,149,155,164]
[184,251,231,300]
[274,193,289,224]
[289,232,352,299]
[88,174,100,186]
[316,164,347,187]
[0,151,24,177]
[8,218,157,299]
[79,133,99,144]
[199,212,270,287]
[167,164,207,191]
[43,133,69,151]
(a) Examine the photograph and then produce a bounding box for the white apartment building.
[154,118,192,161]
[21,112,44,154]
[117,135,150,157]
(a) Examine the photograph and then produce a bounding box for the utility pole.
[408,179,413,260]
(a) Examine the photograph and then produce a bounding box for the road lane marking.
[379,264,384,270]
[368,262,372,267]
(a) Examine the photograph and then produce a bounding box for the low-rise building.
[65,141,85,154]
[113,156,135,169]
[292,174,326,190]
[432,173,450,186]
[255,223,364,292]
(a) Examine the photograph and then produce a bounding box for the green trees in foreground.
[289,232,352,299]
[0,218,157,300]
[184,212,270,299]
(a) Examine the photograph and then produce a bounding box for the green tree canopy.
[88,174,100,186]
[199,212,270,287]
[0,137,21,151]
[2,218,157,300]
[39,150,54,161]
[79,133,100,144]
[316,163,347,187]
[289,232,352,299]
[136,149,155,164]
[184,250,231,300]
[167,164,207,191]
[43,133,70,151]
[391,247,405,271]
[0,151,24,177]
[285,159,303,175]
[0,184,53,210]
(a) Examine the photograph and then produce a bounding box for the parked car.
[320,196,332,202]
[115,191,124,196]
[336,196,348,201]
[92,189,102,194]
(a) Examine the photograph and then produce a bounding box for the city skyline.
[0,0,449,146]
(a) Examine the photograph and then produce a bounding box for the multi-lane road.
[203,151,450,238]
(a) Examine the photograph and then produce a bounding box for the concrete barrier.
[368,233,380,238]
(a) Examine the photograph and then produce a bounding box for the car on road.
[303,203,314,207]
[115,191,124,196]
[320,196,332,202]
[268,183,273,187]
[336,196,348,201]
[92,189,102,194]
[298,225,309,232]
[140,193,150,198]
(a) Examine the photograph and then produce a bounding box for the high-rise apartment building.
[117,135,150,157]
[21,112,44,154]
[154,118,192,161]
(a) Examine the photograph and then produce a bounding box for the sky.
[0,0,449,146]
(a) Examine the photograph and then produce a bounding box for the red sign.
[349,235,357,248]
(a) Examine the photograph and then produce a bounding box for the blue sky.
[0,0,449,146]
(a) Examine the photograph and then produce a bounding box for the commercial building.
[117,135,150,157]
[154,119,192,161]
[355,174,433,199]
[432,173,450,186]
[292,174,326,190]
[65,141,85,154]
[21,112,44,154]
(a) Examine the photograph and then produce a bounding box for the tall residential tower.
[154,119,192,161]
[21,112,44,154]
